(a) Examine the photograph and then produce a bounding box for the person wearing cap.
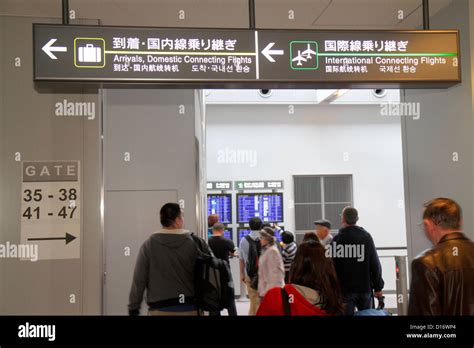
[314,219,333,247]
[257,229,285,298]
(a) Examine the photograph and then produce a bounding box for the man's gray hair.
[212,222,225,231]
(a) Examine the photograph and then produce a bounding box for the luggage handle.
[371,289,385,310]
[376,296,385,310]
[281,287,291,316]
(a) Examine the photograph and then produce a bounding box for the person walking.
[408,198,474,315]
[257,240,344,316]
[128,203,209,316]
[208,223,238,316]
[331,207,384,315]
[257,229,285,298]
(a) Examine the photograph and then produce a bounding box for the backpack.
[245,235,261,290]
[190,234,235,312]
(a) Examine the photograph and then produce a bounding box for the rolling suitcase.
[354,295,392,316]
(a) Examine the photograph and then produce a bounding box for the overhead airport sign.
[33,24,461,88]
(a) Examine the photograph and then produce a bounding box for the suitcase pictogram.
[78,44,102,63]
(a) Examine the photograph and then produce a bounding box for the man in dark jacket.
[408,198,474,315]
[128,202,210,316]
[331,207,384,315]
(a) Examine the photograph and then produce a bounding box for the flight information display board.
[207,194,232,224]
[273,228,283,242]
[33,24,461,88]
[224,228,233,241]
[237,229,251,246]
[237,193,284,223]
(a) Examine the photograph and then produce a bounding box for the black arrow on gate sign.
[28,233,77,245]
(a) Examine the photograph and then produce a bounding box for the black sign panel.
[33,24,461,88]
[234,180,284,190]
[34,24,256,82]
[258,30,460,84]
[207,181,233,190]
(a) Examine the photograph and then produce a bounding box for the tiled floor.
[235,299,251,316]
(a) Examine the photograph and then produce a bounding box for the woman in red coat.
[257,240,344,316]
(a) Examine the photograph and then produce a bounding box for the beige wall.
[402,0,474,262]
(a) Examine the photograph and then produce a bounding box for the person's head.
[314,219,331,240]
[303,232,320,243]
[160,203,184,229]
[422,198,463,245]
[212,222,225,236]
[208,214,219,228]
[249,217,263,231]
[262,226,275,237]
[281,231,295,245]
[341,207,358,227]
[289,241,344,315]
[259,229,275,247]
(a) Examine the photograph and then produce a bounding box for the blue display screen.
[207,194,232,224]
[238,229,251,242]
[274,228,283,241]
[224,229,233,240]
[236,193,284,223]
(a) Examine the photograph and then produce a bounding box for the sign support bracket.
[423,0,430,30]
[249,0,256,29]
[62,0,70,25]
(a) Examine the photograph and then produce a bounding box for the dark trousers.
[209,298,238,316]
[284,271,290,284]
[227,298,238,316]
[209,261,238,316]
[344,292,372,315]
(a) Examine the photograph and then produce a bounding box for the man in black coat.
[331,207,384,315]
[408,198,474,315]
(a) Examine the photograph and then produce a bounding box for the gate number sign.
[21,161,81,261]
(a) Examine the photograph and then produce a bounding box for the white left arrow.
[261,42,284,63]
[42,39,67,60]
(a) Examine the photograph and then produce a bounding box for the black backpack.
[190,234,235,312]
[245,235,261,289]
